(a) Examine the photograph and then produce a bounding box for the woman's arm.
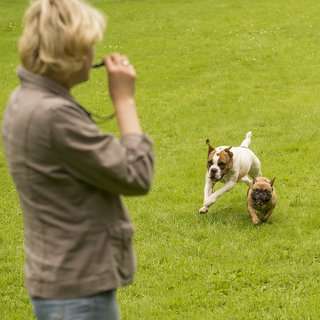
[51,53,154,195]
[51,104,153,196]
[104,53,142,136]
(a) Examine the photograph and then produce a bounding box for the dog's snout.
[209,168,219,180]
[209,168,218,178]
[252,190,272,203]
[263,193,272,201]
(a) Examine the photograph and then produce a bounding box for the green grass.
[1,0,320,319]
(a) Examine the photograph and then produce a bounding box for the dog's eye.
[207,160,213,167]
[218,162,226,168]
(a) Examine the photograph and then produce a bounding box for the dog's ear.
[270,177,276,186]
[224,146,233,158]
[252,177,257,186]
[206,139,214,157]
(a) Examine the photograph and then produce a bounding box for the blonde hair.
[19,0,106,76]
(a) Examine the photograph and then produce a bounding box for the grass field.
[1,0,320,319]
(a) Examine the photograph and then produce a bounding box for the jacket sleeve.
[51,105,154,195]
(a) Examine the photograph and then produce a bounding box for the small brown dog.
[247,177,276,224]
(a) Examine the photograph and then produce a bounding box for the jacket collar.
[18,66,72,98]
[17,66,91,117]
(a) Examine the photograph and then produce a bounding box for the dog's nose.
[210,168,217,175]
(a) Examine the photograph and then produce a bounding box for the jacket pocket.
[109,222,136,284]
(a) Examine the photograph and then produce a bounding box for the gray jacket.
[2,67,154,299]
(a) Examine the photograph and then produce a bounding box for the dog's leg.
[240,131,252,148]
[250,156,262,178]
[204,178,213,202]
[240,175,252,187]
[248,205,261,225]
[199,174,214,214]
[261,209,273,222]
[203,180,237,209]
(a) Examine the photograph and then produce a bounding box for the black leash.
[90,60,115,122]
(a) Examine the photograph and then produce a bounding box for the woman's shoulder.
[5,84,92,135]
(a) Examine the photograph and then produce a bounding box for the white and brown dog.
[199,131,262,214]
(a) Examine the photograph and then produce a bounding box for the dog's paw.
[199,206,208,214]
[246,131,252,139]
[251,216,261,225]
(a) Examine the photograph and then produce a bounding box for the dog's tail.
[240,131,252,148]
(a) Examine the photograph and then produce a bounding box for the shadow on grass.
[208,206,248,224]
[197,204,273,229]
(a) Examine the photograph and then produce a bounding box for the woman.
[2,0,154,319]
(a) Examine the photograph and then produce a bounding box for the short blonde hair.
[19,0,106,76]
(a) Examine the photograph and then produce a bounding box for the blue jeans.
[31,290,120,320]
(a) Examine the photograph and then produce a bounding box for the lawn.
[1,0,320,319]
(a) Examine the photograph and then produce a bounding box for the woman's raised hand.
[104,53,142,135]
[104,53,136,108]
